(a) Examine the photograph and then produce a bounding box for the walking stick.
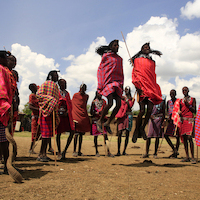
[29,111,42,156]
[102,123,107,156]
[52,109,57,166]
[11,104,14,136]
[121,31,141,103]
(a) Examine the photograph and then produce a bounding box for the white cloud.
[11,43,59,110]
[180,0,200,19]
[13,16,200,112]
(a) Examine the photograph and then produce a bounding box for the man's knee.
[139,109,145,116]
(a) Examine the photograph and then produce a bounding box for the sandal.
[122,152,127,155]
[116,152,121,156]
[72,152,78,157]
[141,154,149,158]
[48,148,54,153]
[153,154,158,159]
[169,153,177,158]
[40,157,49,162]
[191,159,197,164]
[181,158,190,162]
[95,152,100,157]
[78,152,84,156]
[107,153,115,157]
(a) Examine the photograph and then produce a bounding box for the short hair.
[80,83,87,91]
[0,50,11,58]
[29,83,37,92]
[46,70,60,80]
[58,79,66,86]
[170,89,176,96]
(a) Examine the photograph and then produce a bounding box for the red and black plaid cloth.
[97,52,124,97]
[37,80,60,137]
[195,104,200,146]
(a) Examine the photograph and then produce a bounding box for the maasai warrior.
[115,86,135,156]
[96,39,124,134]
[142,95,166,158]
[164,89,180,158]
[72,84,91,157]
[56,79,74,160]
[0,50,13,174]
[90,91,114,157]
[36,70,60,162]
[7,55,18,135]
[179,87,196,164]
[11,70,20,135]
[28,83,39,154]
[131,42,162,143]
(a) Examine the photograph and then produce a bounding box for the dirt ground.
[0,131,200,200]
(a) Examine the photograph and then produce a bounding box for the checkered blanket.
[97,52,124,97]
[37,80,60,127]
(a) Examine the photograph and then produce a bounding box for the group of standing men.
[0,50,19,174]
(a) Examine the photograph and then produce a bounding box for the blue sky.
[1,0,200,110]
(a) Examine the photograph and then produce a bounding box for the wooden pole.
[197,146,198,163]
[11,104,14,136]
[102,123,107,156]
[29,111,42,156]
[121,31,141,102]
[53,109,57,166]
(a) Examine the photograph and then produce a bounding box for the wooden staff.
[29,111,42,156]
[121,31,141,102]
[11,104,14,136]
[53,109,57,166]
[197,146,198,163]
[102,123,107,156]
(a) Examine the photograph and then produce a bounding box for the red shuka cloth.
[72,92,91,133]
[0,65,13,126]
[179,97,194,136]
[115,98,134,119]
[97,52,124,98]
[132,57,162,105]
[57,90,74,134]
[29,93,39,140]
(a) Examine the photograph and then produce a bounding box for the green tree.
[22,102,32,119]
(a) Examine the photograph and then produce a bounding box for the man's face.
[110,41,119,53]
[170,90,176,99]
[52,72,59,82]
[182,87,189,96]
[142,44,150,55]
[59,80,66,90]
[7,56,16,70]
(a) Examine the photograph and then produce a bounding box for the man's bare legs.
[182,135,195,163]
[97,93,121,133]
[132,99,154,143]
[61,131,74,159]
